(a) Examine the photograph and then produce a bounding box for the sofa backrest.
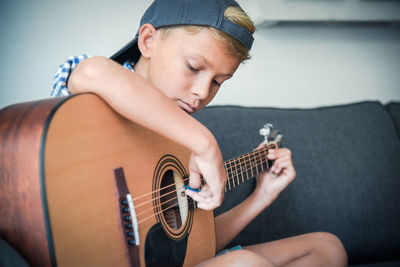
[387,102,400,137]
[194,101,400,265]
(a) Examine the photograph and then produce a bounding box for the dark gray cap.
[110,0,254,64]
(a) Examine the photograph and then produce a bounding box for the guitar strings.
[137,197,194,225]
[132,147,270,210]
[132,148,271,216]
[132,150,272,224]
[131,146,272,204]
[135,164,261,225]
[134,152,273,227]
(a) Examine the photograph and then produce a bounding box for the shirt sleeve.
[51,55,135,97]
[51,54,92,97]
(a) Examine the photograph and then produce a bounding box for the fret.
[250,153,256,177]
[239,157,245,184]
[258,149,264,173]
[264,150,269,170]
[247,152,254,176]
[229,160,234,189]
[250,152,259,176]
[236,159,241,185]
[243,153,248,179]
[254,150,261,175]
[253,152,260,177]
[263,149,268,170]
[246,153,254,179]
[224,156,235,190]
[225,161,232,191]
[232,158,237,188]
[223,146,275,192]
[245,156,251,181]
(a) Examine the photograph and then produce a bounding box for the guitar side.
[0,94,216,266]
[0,97,65,267]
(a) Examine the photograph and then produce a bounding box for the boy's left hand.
[253,143,296,202]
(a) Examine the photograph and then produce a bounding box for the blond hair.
[159,5,255,62]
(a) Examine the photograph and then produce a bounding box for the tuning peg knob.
[260,123,273,144]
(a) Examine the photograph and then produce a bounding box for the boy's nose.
[192,79,211,100]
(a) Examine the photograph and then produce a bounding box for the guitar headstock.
[259,123,282,149]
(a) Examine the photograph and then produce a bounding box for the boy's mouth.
[178,100,196,114]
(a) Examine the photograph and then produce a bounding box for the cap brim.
[110,35,141,64]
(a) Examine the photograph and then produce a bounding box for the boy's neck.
[131,57,148,81]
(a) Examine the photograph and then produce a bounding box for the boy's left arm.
[214,146,296,252]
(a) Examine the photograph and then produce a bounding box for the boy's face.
[142,27,241,114]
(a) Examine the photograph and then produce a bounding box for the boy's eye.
[213,80,221,87]
[187,63,199,72]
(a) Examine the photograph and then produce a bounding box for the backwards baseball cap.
[110,0,254,64]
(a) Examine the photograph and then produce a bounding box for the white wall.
[0,0,148,108]
[1,0,399,109]
[214,23,400,108]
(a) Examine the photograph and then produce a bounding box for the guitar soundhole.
[153,154,193,240]
[160,170,188,231]
[146,155,193,265]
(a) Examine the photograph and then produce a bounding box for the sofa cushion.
[0,238,29,267]
[386,102,400,137]
[194,101,400,265]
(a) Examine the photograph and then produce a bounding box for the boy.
[53,0,347,265]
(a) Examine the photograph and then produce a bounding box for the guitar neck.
[223,146,272,192]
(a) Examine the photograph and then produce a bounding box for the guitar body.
[0,94,216,266]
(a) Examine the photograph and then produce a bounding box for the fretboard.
[223,146,272,192]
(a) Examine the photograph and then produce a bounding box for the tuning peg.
[260,123,273,144]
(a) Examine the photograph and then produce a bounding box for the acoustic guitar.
[0,94,280,267]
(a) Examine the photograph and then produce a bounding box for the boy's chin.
[181,108,194,115]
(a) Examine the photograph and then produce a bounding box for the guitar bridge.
[114,167,140,266]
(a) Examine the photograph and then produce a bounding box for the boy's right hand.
[185,145,226,210]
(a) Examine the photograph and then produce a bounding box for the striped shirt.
[51,54,134,97]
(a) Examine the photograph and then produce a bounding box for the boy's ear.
[137,24,158,58]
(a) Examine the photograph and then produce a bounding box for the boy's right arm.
[66,56,226,210]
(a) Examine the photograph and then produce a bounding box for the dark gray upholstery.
[0,238,28,267]
[194,101,400,266]
[387,102,400,137]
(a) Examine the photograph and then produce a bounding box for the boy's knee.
[225,250,276,267]
[198,249,275,267]
[310,232,348,266]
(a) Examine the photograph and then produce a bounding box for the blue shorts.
[216,245,242,256]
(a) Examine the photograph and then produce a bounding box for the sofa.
[193,101,400,266]
[1,100,399,266]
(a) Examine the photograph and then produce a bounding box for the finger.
[270,155,292,174]
[185,185,219,210]
[267,148,291,160]
[271,153,291,166]
[198,185,213,198]
[185,185,212,201]
[185,195,215,211]
[198,191,211,198]
[196,202,217,210]
[267,149,279,160]
[197,195,219,210]
[188,171,202,189]
[255,142,265,150]
[271,157,291,173]
[184,189,203,202]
